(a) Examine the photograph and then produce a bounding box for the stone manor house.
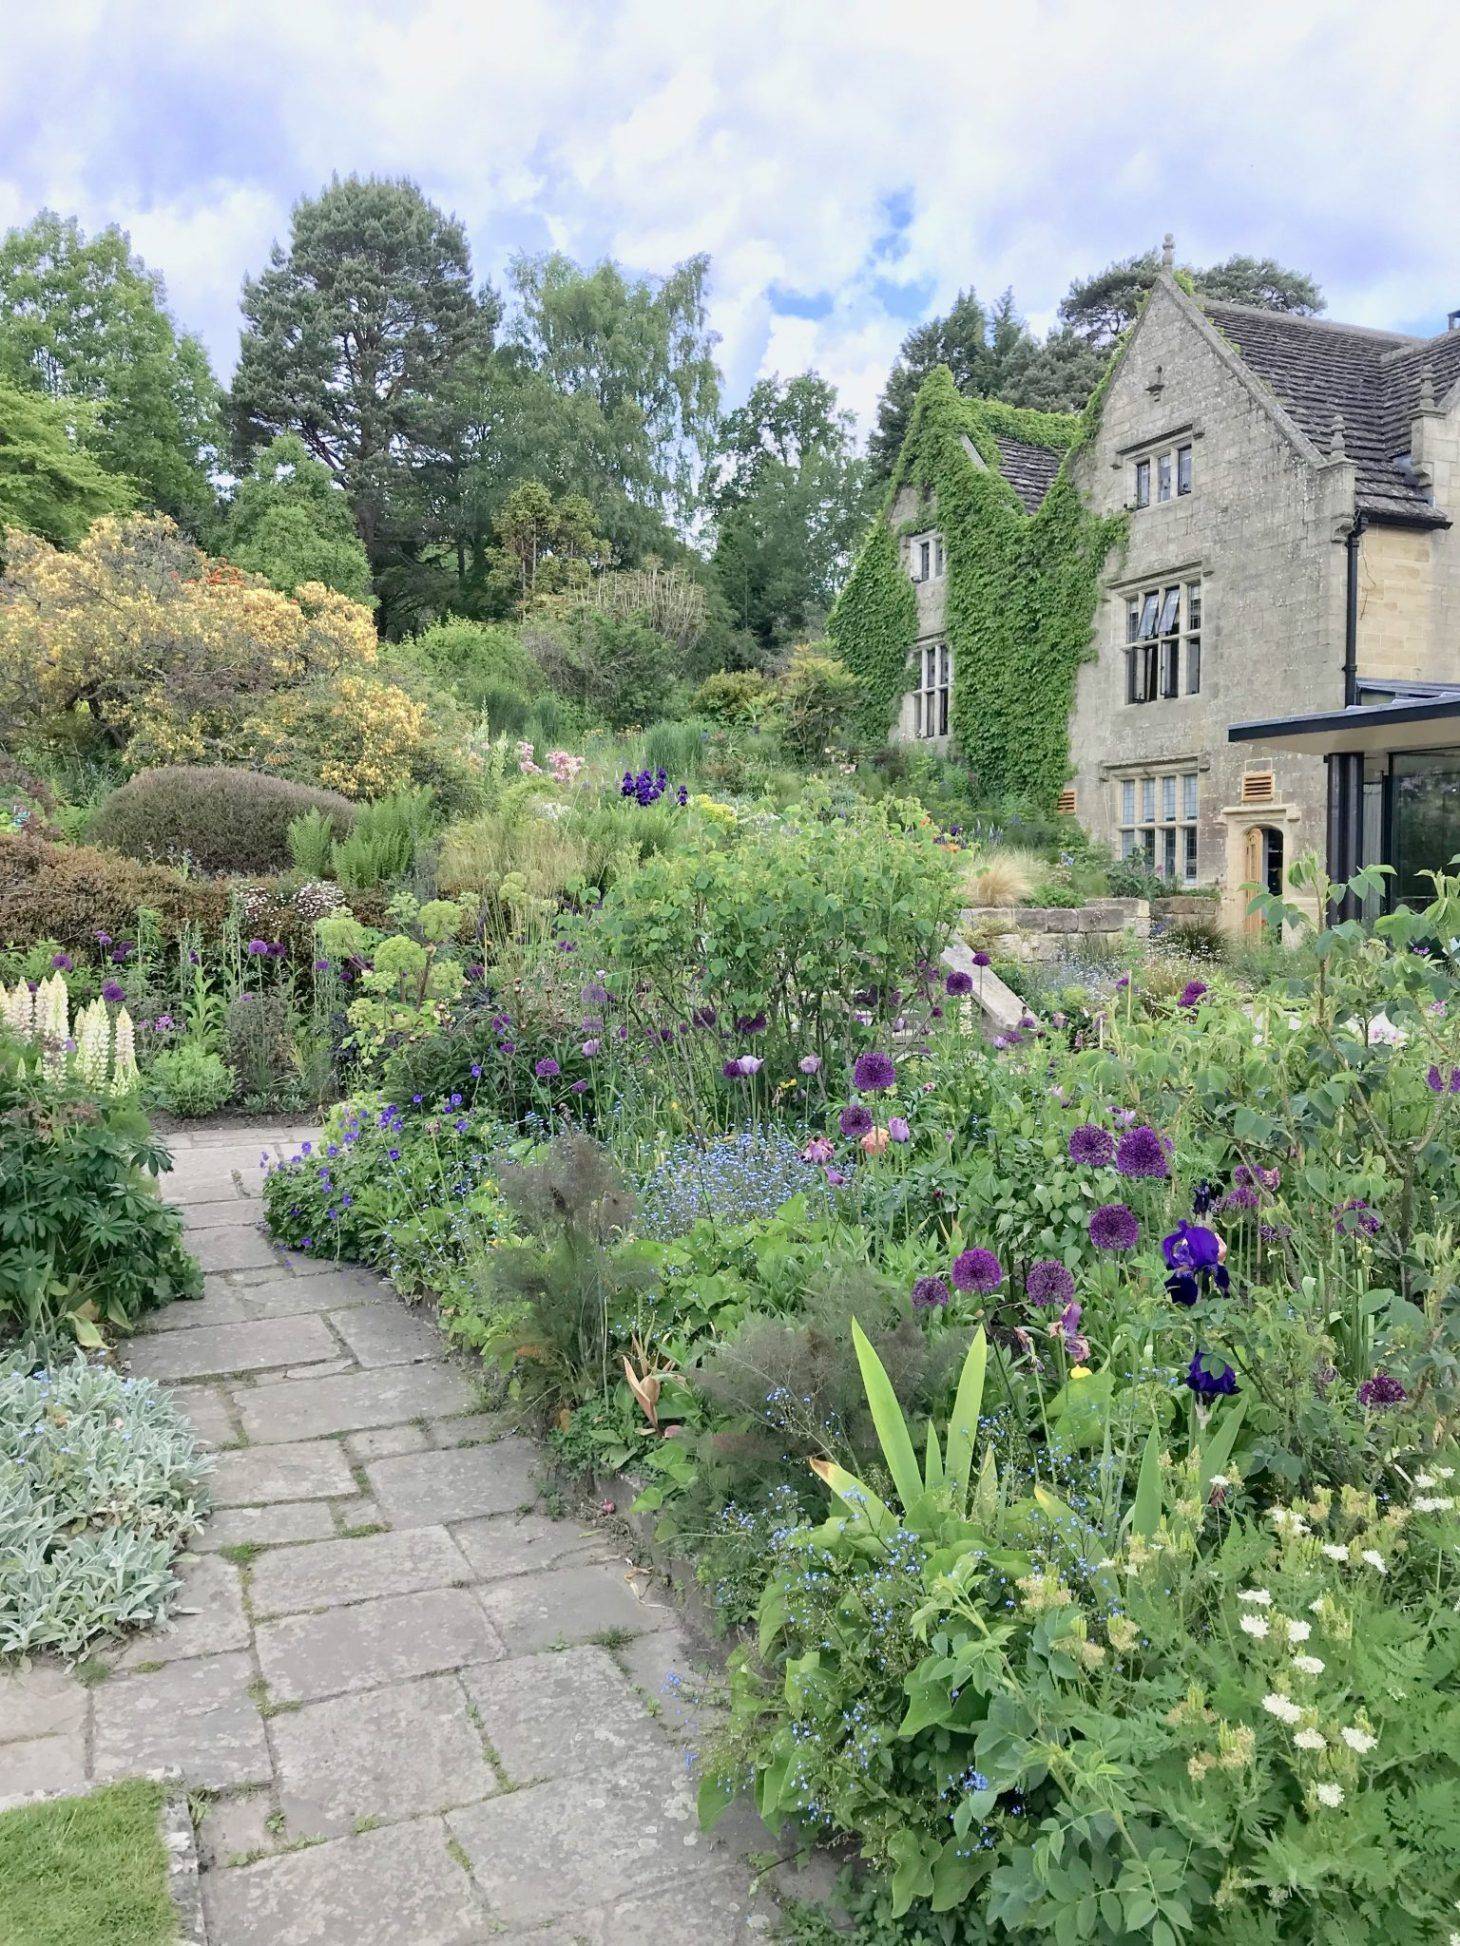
[884,243,1460,929]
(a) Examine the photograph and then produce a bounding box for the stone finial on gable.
[1328,412,1347,459]
[1161,233,1175,271]
[1418,363,1438,412]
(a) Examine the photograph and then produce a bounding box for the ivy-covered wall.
[827,364,1126,807]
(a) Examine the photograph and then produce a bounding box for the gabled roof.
[993,435,1063,513]
[1201,299,1460,524]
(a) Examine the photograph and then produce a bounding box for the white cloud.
[0,0,1455,437]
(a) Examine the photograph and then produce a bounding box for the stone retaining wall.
[961,898,1150,962]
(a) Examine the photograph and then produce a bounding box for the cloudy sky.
[3,0,1455,432]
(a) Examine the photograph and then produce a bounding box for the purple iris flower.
[1161,1220,1229,1305]
[1186,1352,1239,1398]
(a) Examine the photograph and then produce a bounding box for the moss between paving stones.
[0,1779,174,1946]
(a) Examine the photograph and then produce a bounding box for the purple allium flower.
[1067,1123,1115,1168]
[1089,1202,1140,1253]
[912,1275,950,1311]
[187,949,200,965]
[246,938,269,956]
[50,951,74,971]
[852,1050,897,1092]
[1334,1198,1381,1239]
[801,1136,835,1163]
[581,1039,601,1057]
[798,1054,822,1075]
[951,1247,1003,1295]
[534,1057,560,1079]
[1357,1371,1406,1408]
[1115,1124,1169,1180]
[1217,1184,1260,1214]
[154,1013,174,1032]
[1178,979,1209,1009]
[499,1040,517,1055]
[971,951,991,968]
[839,1103,874,1138]
[1026,1259,1075,1307]
[1186,1352,1239,1398]
[101,979,126,1003]
[313,957,331,971]
[945,970,973,996]
[888,1116,910,1143]
[570,1078,589,1095]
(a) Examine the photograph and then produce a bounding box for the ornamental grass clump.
[0,1353,210,1656]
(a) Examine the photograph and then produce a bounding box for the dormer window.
[1132,441,1193,508]
[908,532,945,583]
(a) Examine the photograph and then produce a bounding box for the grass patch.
[0,1780,175,1946]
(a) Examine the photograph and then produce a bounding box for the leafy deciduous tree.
[221,434,373,600]
[0,382,132,551]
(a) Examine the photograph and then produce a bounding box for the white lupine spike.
[75,1000,109,1087]
[37,970,70,1043]
[1,979,35,1038]
[111,1008,137,1092]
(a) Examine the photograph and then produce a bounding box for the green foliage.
[330,788,435,890]
[0,830,229,952]
[522,608,680,730]
[0,209,221,529]
[145,1039,235,1118]
[0,1351,209,1654]
[0,1778,176,1946]
[92,765,358,875]
[0,379,132,549]
[775,646,863,760]
[830,365,1126,805]
[691,669,772,724]
[221,433,373,599]
[483,479,608,614]
[0,1061,201,1337]
[1060,248,1324,347]
[286,806,335,876]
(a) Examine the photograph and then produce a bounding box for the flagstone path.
[0,1123,813,1944]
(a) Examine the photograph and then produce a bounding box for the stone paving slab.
[201,1815,486,1946]
[364,1440,540,1526]
[474,1561,673,1653]
[92,1651,271,1790]
[462,1645,659,1782]
[0,1733,88,1809]
[113,1554,250,1668]
[192,1502,338,1552]
[147,1273,387,1330]
[127,1314,338,1382]
[248,1525,472,1620]
[451,1510,612,1583]
[168,1381,240,1446]
[344,1423,429,1462]
[189,1228,288,1275]
[446,1761,712,1930]
[571,1860,774,1944]
[210,1439,358,1507]
[255,1588,505,1702]
[327,1300,444,1367]
[181,1198,267,1233]
[235,1362,477,1443]
[0,1661,88,1742]
[270,1673,498,1837]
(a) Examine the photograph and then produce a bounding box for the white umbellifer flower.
[1435,1466,1454,1481]
[1292,1654,1324,1675]
[1240,1614,1269,1638]
[1286,1620,1311,1643]
[1309,1598,1325,1613]
[1361,1550,1386,1572]
[1263,1694,1302,1724]
[1341,1727,1376,1754]
[1314,1782,1344,1807]
[1238,1588,1273,1605]
[1294,1728,1325,1750]
[1271,1508,1309,1535]
[1415,1472,1436,1489]
[1321,1543,1349,1562]
[1209,1474,1231,1490]
[1414,1496,1455,1514]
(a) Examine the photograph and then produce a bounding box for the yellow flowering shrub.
[0,514,378,765]
[239,670,440,800]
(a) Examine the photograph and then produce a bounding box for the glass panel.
[1391,750,1460,906]
[1120,829,1136,858]
[1183,826,1198,879]
[1157,452,1173,501]
[1135,460,1151,507]
[1121,779,1135,823]
[1142,830,1156,862]
[1182,772,1198,819]
[913,694,924,737]
[1157,585,1181,634]
[1177,444,1193,494]
[1142,777,1156,821]
[1126,649,1138,705]
[934,539,944,576]
[919,540,931,580]
[1186,637,1201,694]
[1126,600,1140,642]
[938,688,949,736]
[1186,581,1202,629]
[939,645,950,685]
[1160,642,1179,697]
[1163,827,1177,876]
[1136,591,1160,638]
[1161,775,1176,821]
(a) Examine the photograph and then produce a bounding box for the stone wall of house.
[1065,277,1352,926]
[1357,524,1454,684]
[890,483,953,749]
[963,898,1150,961]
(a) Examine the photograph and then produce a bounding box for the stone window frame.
[906,530,945,584]
[1119,573,1203,704]
[912,640,950,739]
[1114,762,1201,883]
[1130,433,1195,509]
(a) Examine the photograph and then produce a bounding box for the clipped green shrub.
[146,1042,235,1118]
[91,766,357,875]
[0,1060,202,1336]
[0,832,228,952]
[0,1351,209,1655]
